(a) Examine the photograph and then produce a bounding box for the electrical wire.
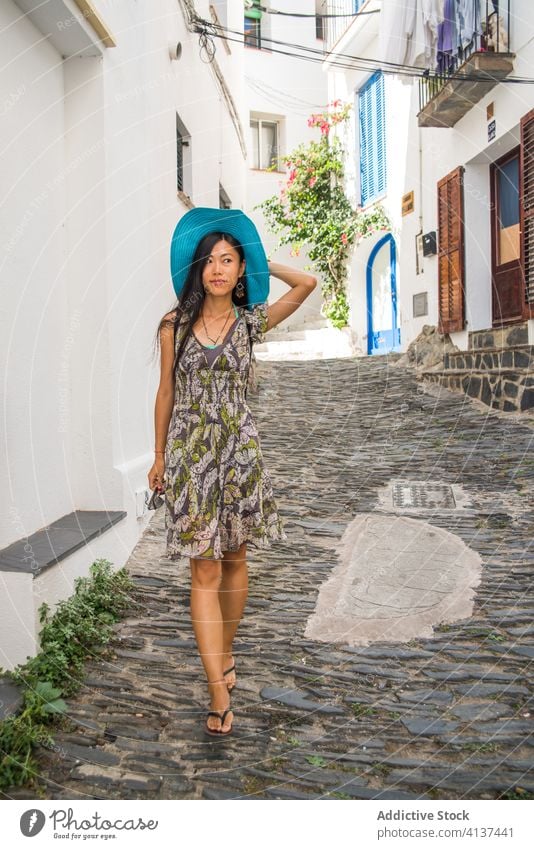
[245,76,327,110]
[246,80,316,114]
[195,19,534,86]
[247,3,380,18]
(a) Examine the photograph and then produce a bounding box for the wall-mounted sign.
[402,190,415,216]
[413,292,428,317]
[488,119,496,142]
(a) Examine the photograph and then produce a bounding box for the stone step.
[445,345,534,371]
[257,325,357,359]
[420,368,534,412]
[468,323,529,351]
[266,321,330,341]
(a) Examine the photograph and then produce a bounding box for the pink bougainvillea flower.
[341,232,348,245]
[309,176,317,188]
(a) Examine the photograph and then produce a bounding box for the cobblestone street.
[12,355,534,801]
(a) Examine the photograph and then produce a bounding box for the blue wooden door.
[366,234,400,355]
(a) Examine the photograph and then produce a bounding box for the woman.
[149,208,316,736]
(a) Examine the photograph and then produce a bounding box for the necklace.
[200,303,238,349]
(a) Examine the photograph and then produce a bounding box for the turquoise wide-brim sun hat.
[170,207,270,308]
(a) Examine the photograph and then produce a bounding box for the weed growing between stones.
[240,774,270,797]
[0,558,137,793]
[370,762,392,777]
[454,742,500,754]
[350,702,375,718]
[305,755,326,767]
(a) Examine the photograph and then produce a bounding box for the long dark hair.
[152,231,248,375]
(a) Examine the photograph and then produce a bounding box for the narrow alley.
[11,354,534,801]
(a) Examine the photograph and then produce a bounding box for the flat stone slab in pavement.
[305,512,482,645]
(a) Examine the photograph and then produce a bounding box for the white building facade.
[0,0,246,668]
[323,0,534,401]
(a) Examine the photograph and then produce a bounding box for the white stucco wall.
[1,0,246,666]
[244,1,326,327]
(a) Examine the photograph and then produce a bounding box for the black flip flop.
[205,708,233,736]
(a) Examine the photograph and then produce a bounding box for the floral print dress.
[164,302,288,560]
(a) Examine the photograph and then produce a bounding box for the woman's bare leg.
[190,557,233,733]
[219,542,248,689]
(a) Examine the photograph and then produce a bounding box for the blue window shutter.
[358,71,386,206]
[375,72,386,196]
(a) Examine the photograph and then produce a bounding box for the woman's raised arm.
[264,261,317,332]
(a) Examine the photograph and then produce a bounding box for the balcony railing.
[325,0,367,52]
[418,1,513,127]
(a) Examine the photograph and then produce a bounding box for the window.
[176,113,192,198]
[495,153,520,264]
[358,71,386,206]
[250,118,279,170]
[219,184,231,209]
[244,0,262,49]
[315,15,324,40]
[176,122,184,193]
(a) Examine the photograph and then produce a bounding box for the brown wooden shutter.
[437,166,465,334]
[520,109,534,310]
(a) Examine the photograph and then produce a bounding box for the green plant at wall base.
[11,559,134,695]
[255,100,391,328]
[0,559,136,792]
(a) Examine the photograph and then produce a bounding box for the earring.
[235,276,245,297]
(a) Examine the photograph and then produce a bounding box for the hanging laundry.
[378,0,418,68]
[437,0,459,74]
[405,0,427,67]
[457,0,483,52]
[424,0,445,67]
[380,0,444,73]
[408,0,445,68]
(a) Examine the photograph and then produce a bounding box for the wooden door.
[490,147,523,324]
[437,166,465,334]
[520,109,534,318]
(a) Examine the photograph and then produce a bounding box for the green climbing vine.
[255,100,391,328]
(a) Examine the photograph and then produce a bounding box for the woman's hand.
[148,455,166,491]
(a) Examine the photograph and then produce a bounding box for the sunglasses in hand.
[146,485,165,510]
